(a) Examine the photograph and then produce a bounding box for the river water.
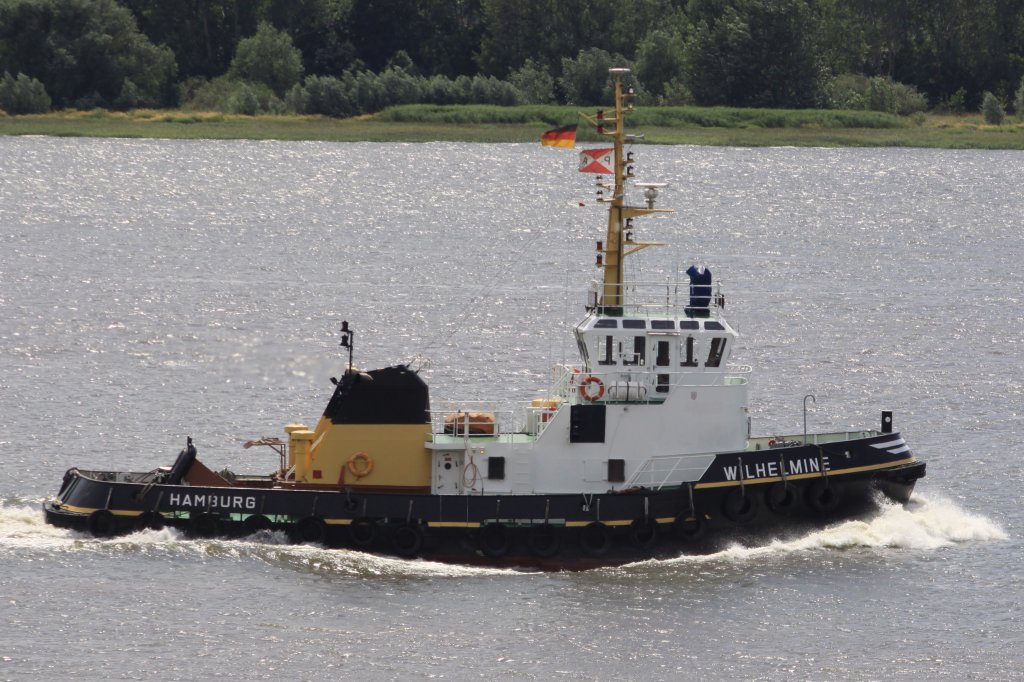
[0,137,1020,680]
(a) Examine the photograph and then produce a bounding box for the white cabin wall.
[523,383,748,493]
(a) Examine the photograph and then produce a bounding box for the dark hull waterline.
[44,437,924,570]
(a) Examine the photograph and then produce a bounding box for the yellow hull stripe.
[694,457,917,490]
[57,503,143,517]
[54,507,676,529]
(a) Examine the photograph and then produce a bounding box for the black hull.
[44,435,925,570]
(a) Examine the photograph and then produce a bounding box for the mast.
[580,68,672,315]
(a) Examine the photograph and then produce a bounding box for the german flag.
[541,124,577,148]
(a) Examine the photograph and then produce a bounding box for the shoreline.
[2,108,1023,149]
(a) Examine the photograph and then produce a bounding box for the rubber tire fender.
[479,523,511,558]
[295,516,328,544]
[526,524,561,558]
[390,523,425,558]
[628,517,659,551]
[579,521,612,557]
[243,514,272,535]
[349,518,378,547]
[805,479,841,513]
[674,514,707,543]
[87,509,116,537]
[766,481,800,514]
[722,487,759,523]
[133,511,164,531]
[190,513,220,538]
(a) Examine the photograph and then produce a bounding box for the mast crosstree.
[579,67,672,315]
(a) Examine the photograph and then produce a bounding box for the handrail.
[426,361,752,439]
[586,280,726,318]
[626,453,712,490]
[552,363,750,403]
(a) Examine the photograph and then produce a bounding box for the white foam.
[6,493,1000,574]
[0,501,521,576]
[0,500,86,552]
[635,492,1006,568]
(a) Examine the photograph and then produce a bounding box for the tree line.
[2,0,1024,120]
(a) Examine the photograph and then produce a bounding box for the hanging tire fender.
[674,513,707,542]
[87,509,116,537]
[479,523,511,558]
[390,523,424,558]
[243,514,272,535]
[579,521,612,556]
[349,517,378,547]
[190,512,220,538]
[628,517,659,551]
[527,524,561,558]
[722,487,759,523]
[806,478,841,513]
[766,481,800,514]
[295,516,328,544]
[133,511,164,531]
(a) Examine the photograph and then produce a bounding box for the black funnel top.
[322,365,430,425]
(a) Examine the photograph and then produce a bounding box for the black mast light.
[340,320,354,372]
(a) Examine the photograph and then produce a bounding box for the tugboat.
[44,68,925,569]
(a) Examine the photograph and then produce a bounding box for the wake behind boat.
[44,68,925,569]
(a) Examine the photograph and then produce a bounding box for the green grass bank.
[2,105,1023,149]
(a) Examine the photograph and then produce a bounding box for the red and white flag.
[579,148,614,174]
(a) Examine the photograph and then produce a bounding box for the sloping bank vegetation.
[4,105,1023,150]
[3,0,1024,147]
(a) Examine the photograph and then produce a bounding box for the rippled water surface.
[1,138,1021,680]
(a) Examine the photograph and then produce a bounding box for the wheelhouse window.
[594,319,618,329]
[680,320,699,331]
[707,337,726,367]
[681,336,698,367]
[656,340,671,393]
[623,336,646,365]
[655,340,671,366]
[598,335,615,365]
[651,320,675,330]
[705,321,725,331]
[623,319,646,329]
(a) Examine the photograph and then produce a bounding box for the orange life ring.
[347,452,374,478]
[579,376,605,401]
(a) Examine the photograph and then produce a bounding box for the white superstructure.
[427,69,751,495]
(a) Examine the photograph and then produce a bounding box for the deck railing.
[551,363,750,404]
[586,280,725,319]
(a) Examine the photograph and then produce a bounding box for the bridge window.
[651,320,675,330]
[680,320,699,330]
[623,319,646,329]
[598,335,615,365]
[594,319,618,328]
[656,341,671,393]
[707,338,726,367]
[655,340,671,366]
[623,336,645,365]
[705,321,725,331]
[681,336,698,367]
